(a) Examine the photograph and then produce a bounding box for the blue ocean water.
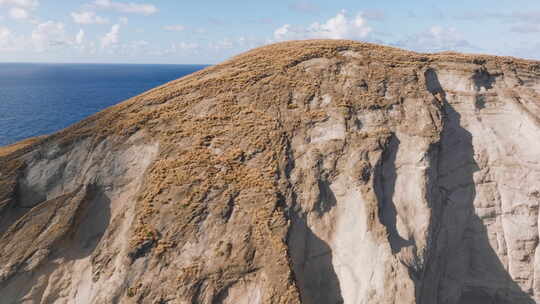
[0,63,208,146]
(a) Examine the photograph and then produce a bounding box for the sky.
[0,0,540,64]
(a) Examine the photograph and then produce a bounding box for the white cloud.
[0,26,10,40]
[71,11,108,24]
[92,0,157,15]
[2,0,37,22]
[87,41,97,54]
[273,10,372,41]
[309,11,371,39]
[116,39,149,55]
[274,24,291,41]
[156,41,199,56]
[9,7,28,20]
[31,21,68,52]
[101,24,120,48]
[0,0,38,8]
[209,38,234,50]
[0,25,27,51]
[164,25,185,32]
[76,29,85,44]
[0,25,12,50]
[394,26,475,53]
[93,39,155,56]
[176,42,198,50]
[119,16,128,24]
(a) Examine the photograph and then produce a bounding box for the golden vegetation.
[2,39,540,302]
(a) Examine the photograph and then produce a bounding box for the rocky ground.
[1,40,540,303]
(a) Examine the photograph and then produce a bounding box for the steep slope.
[1,40,540,304]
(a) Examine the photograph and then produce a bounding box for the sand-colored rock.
[1,40,540,303]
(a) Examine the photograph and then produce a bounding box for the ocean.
[0,63,208,146]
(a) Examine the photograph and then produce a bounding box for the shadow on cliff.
[375,134,415,254]
[288,213,344,304]
[0,183,111,302]
[419,69,534,304]
[64,183,111,260]
[315,178,338,217]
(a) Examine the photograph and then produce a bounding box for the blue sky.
[0,0,539,64]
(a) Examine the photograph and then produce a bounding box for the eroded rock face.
[1,40,540,303]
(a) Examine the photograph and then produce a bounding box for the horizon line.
[0,61,213,66]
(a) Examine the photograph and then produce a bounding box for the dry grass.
[1,39,539,157]
[2,39,539,302]
[0,136,44,158]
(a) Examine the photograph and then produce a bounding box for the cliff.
[1,40,540,304]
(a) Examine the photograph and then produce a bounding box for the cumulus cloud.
[76,29,85,44]
[92,0,157,15]
[171,42,198,51]
[8,7,28,20]
[164,25,185,32]
[204,36,264,54]
[101,24,120,48]
[274,10,372,41]
[394,26,475,53]
[0,0,38,8]
[110,39,150,56]
[0,25,12,49]
[0,25,27,51]
[209,38,234,50]
[273,25,291,40]
[0,26,8,39]
[1,0,37,22]
[71,11,108,24]
[147,41,199,57]
[31,21,68,51]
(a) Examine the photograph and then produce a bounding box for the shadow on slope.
[314,178,338,217]
[0,183,111,303]
[421,69,534,304]
[64,183,111,260]
[375,134,415,255]
[288,213,344,304]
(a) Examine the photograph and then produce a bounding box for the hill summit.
[1,40,540,303]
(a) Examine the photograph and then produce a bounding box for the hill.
[1,40,540,303]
